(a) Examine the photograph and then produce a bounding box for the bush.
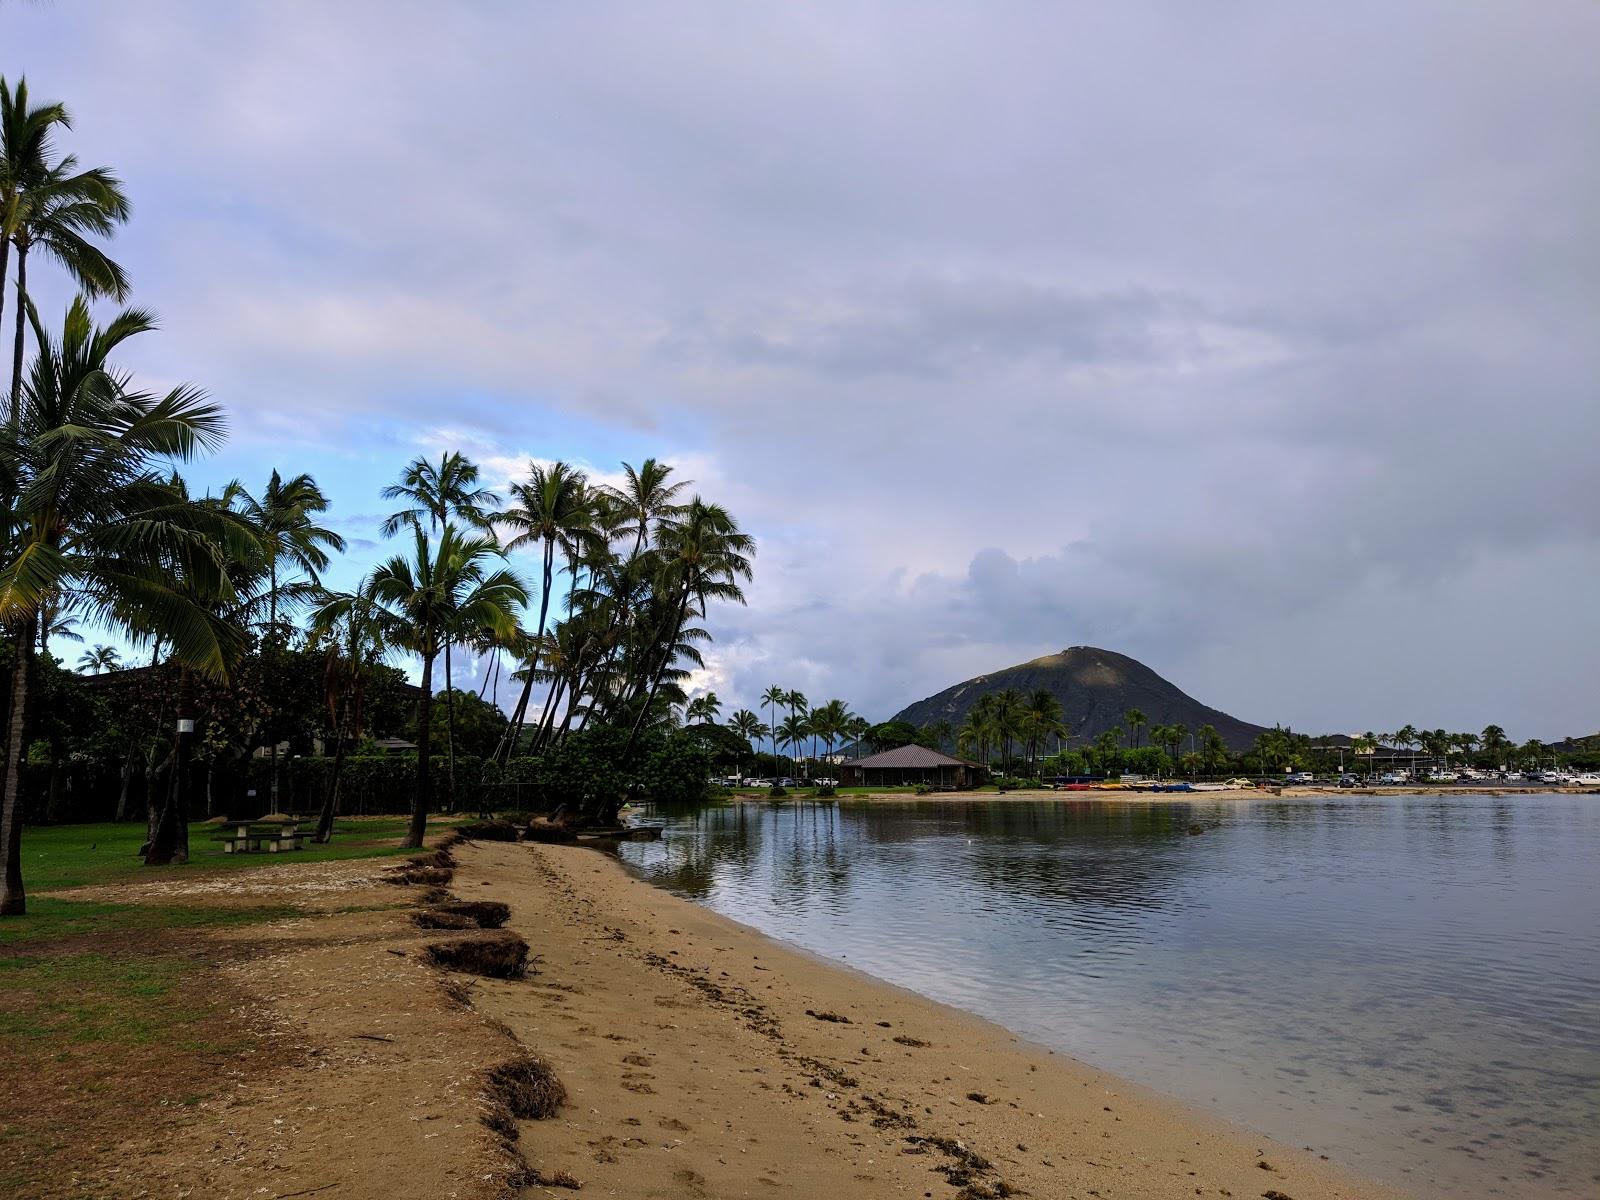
[768,784,788,798]
[812,783,836,798]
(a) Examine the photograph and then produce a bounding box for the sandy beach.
[458,837,1406,1200]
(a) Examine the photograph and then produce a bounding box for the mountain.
[890,646,1269,752]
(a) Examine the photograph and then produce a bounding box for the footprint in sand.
[659,1117,691,1132]
[622,1053,654,1067]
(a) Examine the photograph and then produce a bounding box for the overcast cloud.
[9,1,1598,738]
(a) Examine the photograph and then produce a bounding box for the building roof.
[848,744,977,770]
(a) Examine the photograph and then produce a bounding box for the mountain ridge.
[890,645,1269,752]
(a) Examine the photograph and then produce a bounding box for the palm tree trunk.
[315,699,349,844]
[9,244,27,429]
[1,615,38,915]
[0,235,9,402]
[145,671,195,866]
[443,639,457,810]
[403,652,436,849]
[622,586,692,760]
[115,747,136,821]
[499,541,554,763]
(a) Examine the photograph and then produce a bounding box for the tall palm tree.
[784,689,808,778]
[495,461,592,761]
[762,685,786,775]
[77,643,119,673]
[227,469,344,638]
[308,577,390,842]
[1124,707,1147,749]
[728,708,762,781]
[0,297,239,912]
[620,499,753,772]
[224,468,345,810]
[368,526,525,848]
[777,714,808,778]
[1022,688,1063,774]
[1,78,131,426]
[382,452,500,796]
[606,457,689,558]
[684,692,721,725]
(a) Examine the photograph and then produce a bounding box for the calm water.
[617,795,1600,1199]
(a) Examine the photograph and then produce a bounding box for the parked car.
[813,777,838,788]
[1379,771,1409,785]
[1337,774,1360,788]
[1286,771,1315,785]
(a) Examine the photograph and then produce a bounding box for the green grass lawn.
[20,816,418,892]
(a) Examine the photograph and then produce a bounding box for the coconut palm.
[1123,707,1147,749]
[776,714,809,778]
[728,708,762,780]
[381,452,504,801]
[762,685,786,774]
[225,470,344,637]
[368,526,526,847]
[0,297,240,912]
[1022,688,1063,774]
[77,643,119,673]
[307,577,390,842]
[606,457,689,558]
[495,461,593,761]
[684,692,721,725]
[1,78,131,425]
[620,500,753,770]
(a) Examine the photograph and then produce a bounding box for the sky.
[7,1,1599,740]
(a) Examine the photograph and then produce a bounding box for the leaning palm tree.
[1,78,131,425]
[495,460,593,761]
[77,643,120,673]
[619,500,753,775]
[368,526,525,848]
[0,297,239,913]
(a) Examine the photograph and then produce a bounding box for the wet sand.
[458,838,1407,1199]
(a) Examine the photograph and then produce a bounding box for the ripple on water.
[620,794,1600,1200]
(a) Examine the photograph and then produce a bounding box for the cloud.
[11,1,1599,739]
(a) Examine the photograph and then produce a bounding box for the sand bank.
[457,839,1406,1199]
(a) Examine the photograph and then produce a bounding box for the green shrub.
[813,783,836,798]
[767,784,788,798]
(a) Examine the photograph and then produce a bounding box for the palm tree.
[785,689,808,777]
[620,500,753,768]
[990,689,1024,771]
[777,714,808,779]
[762,685,786,776]
[1,78,131,426]
[77,643,119,673]
[0,297,239,913]
[225,469,346,809]
[495,461,592,761]
[226,470,345,637]
[1124,707,1147,749]
[728,708,762,781]
[684,692,721,725]
[1022,688,1063,774]
[368,526,525,847]
[1481,724,1510,765]
[382,452,501,796]
[606,457,689,558]
[308,577,389,842]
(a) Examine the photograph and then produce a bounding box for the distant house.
[837,744,985,789]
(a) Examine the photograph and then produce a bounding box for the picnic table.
[214,814,314,854]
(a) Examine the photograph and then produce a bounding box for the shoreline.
[719,785,1596,804]
[460,838,1408,1199]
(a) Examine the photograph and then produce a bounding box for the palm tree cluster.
[0,76,756,912]
[714,692,862,783]
[956,688,1068,772]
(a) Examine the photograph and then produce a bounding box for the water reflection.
[619,795,1600,1200]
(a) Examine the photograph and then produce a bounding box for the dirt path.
[458,839,1408,1200]
[15,852,523,1200]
